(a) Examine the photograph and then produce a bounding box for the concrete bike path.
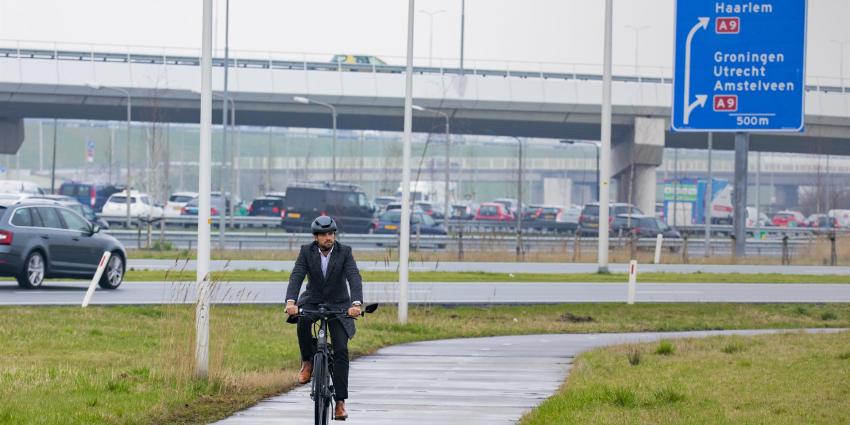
[213,329,845,425]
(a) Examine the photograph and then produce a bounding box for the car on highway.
[181,195,227,216]
[163,192,198,217]
[373,209,447,236]
[101,191,163,220]
[612,213,682,240]
[58,182,123,212]
[492,198,519,215]
[28,195,110,229]
[829,209,850,228]
[523,205,563,221]
[805,213,835,229]
[248,196,285,217]
[280,182,376,234]
[577,202,643,235]
[415,201,444,220]
[771,210,805,227]
[449,202,477,220]
[0,198,126,289]
[373,196,398,212]
[331,54,387,66]
[475,202,514,222]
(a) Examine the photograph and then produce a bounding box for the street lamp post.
[294,96,337,181]
[412,105,451,228]
[561,140,600,202]
[418,9,445,67]
[88,83,132,228]
[514,136,524,260]
[192,90,236,248]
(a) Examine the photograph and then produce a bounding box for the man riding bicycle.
[285,215,363,421]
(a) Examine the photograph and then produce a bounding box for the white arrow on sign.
[683,17,709,125]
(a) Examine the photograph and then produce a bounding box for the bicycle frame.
[296,303,378,425]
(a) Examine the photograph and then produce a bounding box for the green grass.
[519,331,850,425]
[109,269,850,284]
[0,303,849,424]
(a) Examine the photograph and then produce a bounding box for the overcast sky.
[0,1,845,80]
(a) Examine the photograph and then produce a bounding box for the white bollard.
[654,234,664,264]
[627,260,637,305]
[82,251,112,308]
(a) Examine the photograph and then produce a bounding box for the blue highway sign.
[671,1,807,132]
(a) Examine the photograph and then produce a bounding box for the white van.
[828,209,850,228]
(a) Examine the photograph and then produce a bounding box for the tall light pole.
[599,0,613,273]
[196,0,214,379]
[418,9,445,67]
[412,105,451,227]
[294,96,337,181]
[512,136,524,260]
[193,91,236,250]
[625,25,650,76]
[399,0,415,324]
[830,39,848,87]
[87,83,132,228]
[221,0,231,245]
[459,0,465,70]
[561,140,600,202]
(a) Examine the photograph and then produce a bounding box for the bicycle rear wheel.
[312,353,331,425]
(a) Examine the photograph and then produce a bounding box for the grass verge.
[519,331,850,425]
[1,303,849,424]
[113,269,850,284]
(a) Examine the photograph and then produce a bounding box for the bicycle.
[295,303,378,424]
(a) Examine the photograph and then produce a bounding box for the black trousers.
[297,315,350,401]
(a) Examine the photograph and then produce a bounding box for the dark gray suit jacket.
[286,241,364,338]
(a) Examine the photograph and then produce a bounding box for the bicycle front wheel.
[312,353,331,425]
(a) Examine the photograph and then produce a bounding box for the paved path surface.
[3,281,850,305]
[128,259,850,275]
[213,329,845,425]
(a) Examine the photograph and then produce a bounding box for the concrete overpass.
[1,44,849,213]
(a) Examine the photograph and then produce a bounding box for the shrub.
[655,340,675,356]
[627,348,641,366]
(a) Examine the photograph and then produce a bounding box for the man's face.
[315,231,335,251]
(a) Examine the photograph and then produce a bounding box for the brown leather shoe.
[298,361,312,384]
[334,400,348,420]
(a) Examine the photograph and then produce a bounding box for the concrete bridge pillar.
[0,118,24,154]
[612,117,665,214]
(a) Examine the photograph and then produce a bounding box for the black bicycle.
[297,303,378,425]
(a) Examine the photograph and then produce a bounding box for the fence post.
[572,230,581,262]
[682,233,689,264]
[457,226,464,261]
[781,235,790,265]
[730,234,737,263]
[629,230,636,260]
[830,232,838,266]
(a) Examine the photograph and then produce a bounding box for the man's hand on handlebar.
[285,300,299,317]
[347,305,362,318]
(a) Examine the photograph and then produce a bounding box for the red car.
[772,211,804,227]
[475,202,514,221]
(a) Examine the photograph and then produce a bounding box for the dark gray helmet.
[311,215,338,234]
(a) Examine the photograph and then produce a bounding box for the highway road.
[127,259,850,275]
[3,281,850,305]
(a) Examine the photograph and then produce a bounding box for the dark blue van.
[58,182,123,213]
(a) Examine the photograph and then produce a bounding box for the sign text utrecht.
[671,1,807,132]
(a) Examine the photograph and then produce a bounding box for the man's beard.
[320,240,334,253]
